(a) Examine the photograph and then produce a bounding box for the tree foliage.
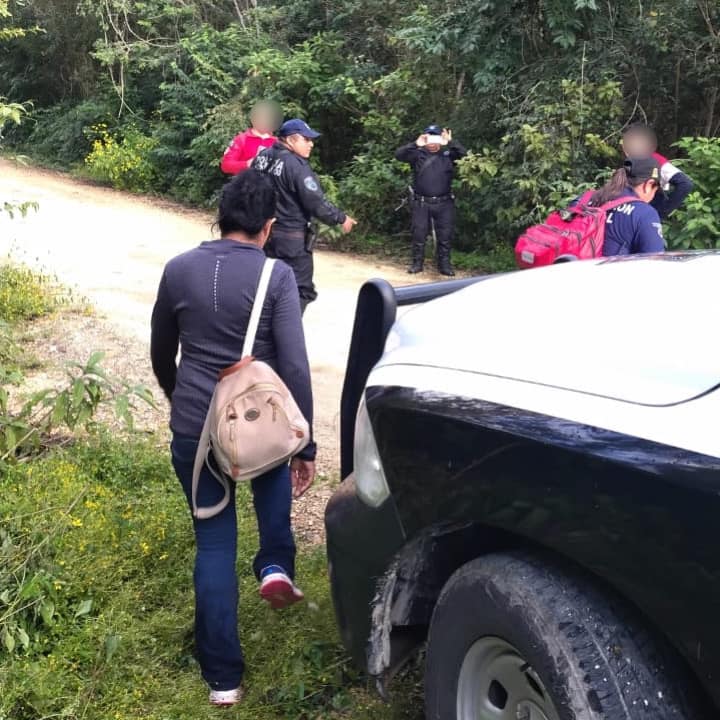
[0,0,33,218]
[2,0,720,260]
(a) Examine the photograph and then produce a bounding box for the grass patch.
[0,433,423,719]
[0,322,21,373]
[0,263,67,373]
[0,264,60,325]
[322,232,516,274]
[452,243,516,273]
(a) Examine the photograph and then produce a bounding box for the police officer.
[395,124,466,275]
[594,157,666,256]
[253,118,357,313]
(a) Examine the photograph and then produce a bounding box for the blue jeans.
[171,434,296,690]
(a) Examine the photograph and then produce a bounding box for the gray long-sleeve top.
[150,239,316,461]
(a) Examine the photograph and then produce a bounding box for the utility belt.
[272,224,317,252]
[410,189,454,204]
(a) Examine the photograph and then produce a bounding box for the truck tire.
[424,552,711,720]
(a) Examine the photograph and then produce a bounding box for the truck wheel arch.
[425,551,714,720]
[368,522,711,715]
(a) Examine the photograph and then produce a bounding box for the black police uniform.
[395,135,466,274]
[253,141,346,312]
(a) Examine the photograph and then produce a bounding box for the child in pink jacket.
[220,101,281,175]
[621,123,694,219]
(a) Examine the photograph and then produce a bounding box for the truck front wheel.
[424,552,710,720]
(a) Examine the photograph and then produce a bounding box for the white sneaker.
[259,566,304,610]
[209,687,243,706]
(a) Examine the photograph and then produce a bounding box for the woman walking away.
[594,157,666,256]
[150,170,316,707]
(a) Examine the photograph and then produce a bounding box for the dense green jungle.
[2,0,720,266]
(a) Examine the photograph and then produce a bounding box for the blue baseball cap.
[423,124,442,135]
[278,119,321,139]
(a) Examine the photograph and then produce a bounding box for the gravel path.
[0,159,438,543]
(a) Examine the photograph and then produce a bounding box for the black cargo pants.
[410,197,455,265]
[265,229,317,314]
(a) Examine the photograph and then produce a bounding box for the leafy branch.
[0,351,156,466]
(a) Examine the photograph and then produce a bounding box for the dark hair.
[590,166,652,206]
[217,170,277,236]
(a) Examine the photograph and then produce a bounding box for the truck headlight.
[353,394,390,507]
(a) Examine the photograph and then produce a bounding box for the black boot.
[438,261,455,277]
[437,237,455,276]
[407,239,425,274]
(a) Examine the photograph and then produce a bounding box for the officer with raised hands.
[395,124,466,275]
[254,118,357,313]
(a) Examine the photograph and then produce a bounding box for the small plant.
[0,265,57,324]
[84,124,159,193]
[0,351,155,466]
[2,199,38,220]
[0,322,20,370]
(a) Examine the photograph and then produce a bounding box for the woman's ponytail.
[590,167,630,206]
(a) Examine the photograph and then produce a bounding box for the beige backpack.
[192,259,310,520]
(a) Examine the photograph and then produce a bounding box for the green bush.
[337,155,409,236]
[457,79,622,251]
[3,0,720,268]
[84,125,160,193]
[0,434,421,719]
[150,24,261,202]
[664,137,720,250]
[7,99,116,169]
[171,99,246,206]
[0,264,57,324]
[0,266,153,468]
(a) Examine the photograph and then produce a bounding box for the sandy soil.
[0,159,441,542]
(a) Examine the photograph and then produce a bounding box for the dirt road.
[0,159,426,478]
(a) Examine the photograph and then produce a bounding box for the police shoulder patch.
[304,176,319,192]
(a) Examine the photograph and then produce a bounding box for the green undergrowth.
[0,433,422,720]
[322,233,515,274]
[0,263,68,375]
[0,264,62,326]
[0,264,151,467]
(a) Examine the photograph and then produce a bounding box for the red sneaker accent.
[259,574,304,610]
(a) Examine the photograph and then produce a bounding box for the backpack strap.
[567,190,642,215]
[191,257,276,520]
[191,390,229,520]
[241,258,276,359]
[575,189,595,207]
[414,151,443,180]
[573,191,639,213]
[598,195,640,212]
